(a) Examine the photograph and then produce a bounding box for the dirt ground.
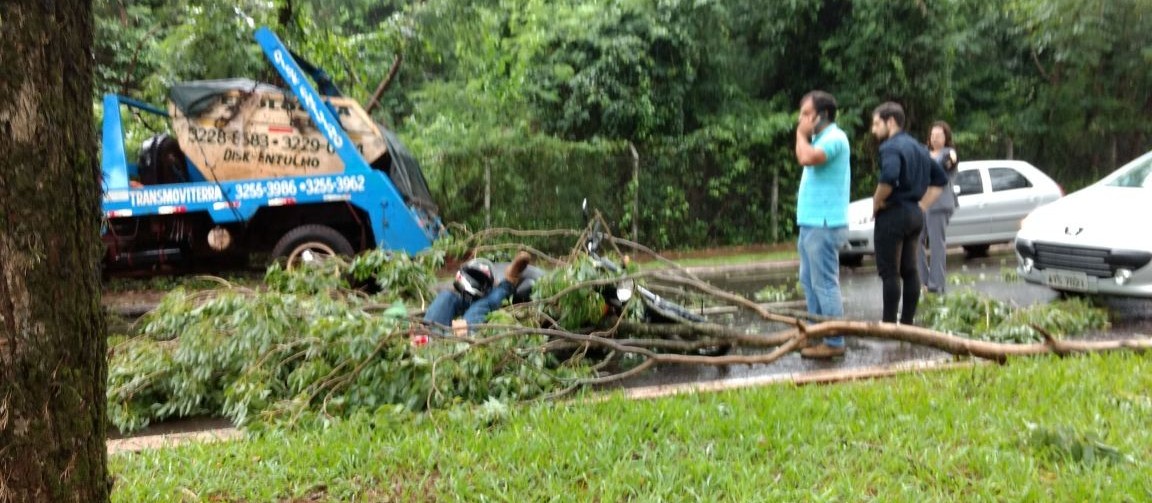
[103,289,167,308]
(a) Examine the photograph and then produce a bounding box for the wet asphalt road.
[611,248,1152,389]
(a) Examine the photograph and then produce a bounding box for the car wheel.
[963,244,990,258]
[1056,289,1093,301]
[840,254,864,268]
[272,224,354,269]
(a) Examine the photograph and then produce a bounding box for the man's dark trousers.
[874,203,924,324]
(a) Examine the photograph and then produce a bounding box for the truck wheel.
[272,225,354,269]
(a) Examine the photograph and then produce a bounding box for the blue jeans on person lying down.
[423,280,515,332]
[797,225,848,348]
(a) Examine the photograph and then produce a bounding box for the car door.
[945,167,988,244]
[982,165,1037,241]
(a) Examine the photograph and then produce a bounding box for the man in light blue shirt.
[794,90,851,359]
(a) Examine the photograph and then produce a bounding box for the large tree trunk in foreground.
[0,2,109,502]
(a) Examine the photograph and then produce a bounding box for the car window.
[1107,155,1152,188]
[989,167,1032,192]
[955,169,984,196]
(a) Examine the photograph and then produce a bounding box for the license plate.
[1045,269,1097,292]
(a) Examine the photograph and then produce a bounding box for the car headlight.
[1115,268,1134,286]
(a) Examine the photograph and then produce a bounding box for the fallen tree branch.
[796,320,1152,362]
[615,319,794,348]
[648,271,805,325]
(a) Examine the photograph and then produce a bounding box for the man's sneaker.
[800,343,846,359]
[506,251,532,284]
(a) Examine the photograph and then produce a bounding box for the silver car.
[840,160,1063,266]
[1015,150,1152,297]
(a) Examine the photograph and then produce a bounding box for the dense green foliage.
[919,289,1110,344]
[106,251,589,434]
[110,352,1152,501]
[93,0,1152,248]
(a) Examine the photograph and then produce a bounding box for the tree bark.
[0,2,109,502]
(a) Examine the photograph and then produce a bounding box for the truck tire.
[272,224,354,269]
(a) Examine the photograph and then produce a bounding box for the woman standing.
[919,121,959,294]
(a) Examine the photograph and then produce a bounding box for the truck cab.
[100,27,442,271]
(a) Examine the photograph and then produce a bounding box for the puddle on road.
[607,269,950,390]
[608,255,1152,390]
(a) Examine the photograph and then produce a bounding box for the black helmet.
[453,258,495,297]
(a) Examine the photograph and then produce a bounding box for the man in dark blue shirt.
[869,102,948,325]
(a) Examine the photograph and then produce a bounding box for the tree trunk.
[484,160,492,229]
[0,2,109,502]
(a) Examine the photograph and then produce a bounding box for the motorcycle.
[490,199,727,357]
[578,199,707,326]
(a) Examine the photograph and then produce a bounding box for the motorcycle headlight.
[617,279,634,302]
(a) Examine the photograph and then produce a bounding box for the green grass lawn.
[641,249,798,269]
[111,352,1152,502]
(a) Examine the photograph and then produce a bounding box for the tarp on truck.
[380,130,438,213]
[169,79,284,116]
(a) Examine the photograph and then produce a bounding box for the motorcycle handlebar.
[588,250,621,274]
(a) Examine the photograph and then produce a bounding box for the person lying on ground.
[422,251,532,336]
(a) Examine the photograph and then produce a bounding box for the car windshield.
[1107,154,1152,188]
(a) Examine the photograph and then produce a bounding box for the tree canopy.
[93,0,1152,248]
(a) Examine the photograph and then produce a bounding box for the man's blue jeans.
[423,280,515,331]
[797,225,848,347]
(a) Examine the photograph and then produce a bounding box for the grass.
[103,272,266,294]
[110,352,1152,502]
[637,250,798,270]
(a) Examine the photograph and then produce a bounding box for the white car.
[840,160,1063,266]
[1015,150,1152,297]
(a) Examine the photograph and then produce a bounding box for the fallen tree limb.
[453,314,1149,380]
[799,320,1151,361]
[616,319,794,348]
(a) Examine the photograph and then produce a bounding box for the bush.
[918,288,1109,344]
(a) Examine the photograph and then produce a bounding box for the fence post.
[771,166,779,243]
[629,141,639,244]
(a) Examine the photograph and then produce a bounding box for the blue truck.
[100,27,442,271]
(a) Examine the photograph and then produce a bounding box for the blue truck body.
[101,27,441,270]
